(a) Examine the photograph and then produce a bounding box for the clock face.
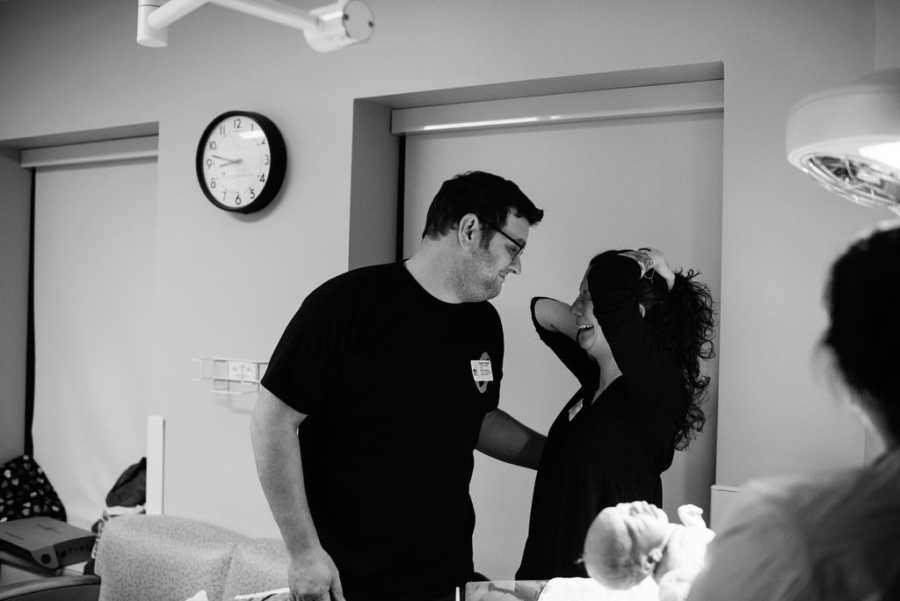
[196,111,286,213]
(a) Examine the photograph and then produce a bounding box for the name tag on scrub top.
[470,360,494,382]
[568,399,583,421]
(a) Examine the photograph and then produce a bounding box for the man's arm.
[250,387,345,601]
[476,409,545,469]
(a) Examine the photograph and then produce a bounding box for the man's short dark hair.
[421,171,543,241]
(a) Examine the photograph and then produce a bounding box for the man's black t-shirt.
[262,262,504,601]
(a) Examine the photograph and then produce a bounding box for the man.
[250,171,546,601]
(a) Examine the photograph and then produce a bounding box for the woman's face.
[572,274,610,357]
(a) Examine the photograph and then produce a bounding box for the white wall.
[0,0,889,541]
[876,0,900,70]
[0,149,30,464]
[713,6,881,485]
[349,100,399,269]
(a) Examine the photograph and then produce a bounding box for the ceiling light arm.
[149,0,317,34]
[137,0,373,52]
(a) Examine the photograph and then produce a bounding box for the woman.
[516,248,715,580]
[687,223,900,601]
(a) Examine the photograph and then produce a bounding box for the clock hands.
[211,154,243,167]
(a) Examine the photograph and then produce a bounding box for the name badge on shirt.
[471,352,493,395]
[471,359,494,382]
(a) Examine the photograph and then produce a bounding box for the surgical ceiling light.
[786,68,900,210]
[137,0,374,52]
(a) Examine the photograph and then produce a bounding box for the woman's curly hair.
[640,269,716,450]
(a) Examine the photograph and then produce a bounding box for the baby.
[582,501,715,601]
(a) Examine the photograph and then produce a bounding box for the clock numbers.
[197,111,284,214]
[201,114,274,211]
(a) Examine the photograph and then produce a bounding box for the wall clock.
[196,111,287,213]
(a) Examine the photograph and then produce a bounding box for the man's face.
[460,212,530,301]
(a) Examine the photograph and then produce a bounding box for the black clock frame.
[195,110,287,214]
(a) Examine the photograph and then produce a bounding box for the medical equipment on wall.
[137,0,374,52]
[786,68,900,211]
[193,357,267,395]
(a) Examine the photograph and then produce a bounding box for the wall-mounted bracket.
[193,356,268,396]
[137,0,374,52]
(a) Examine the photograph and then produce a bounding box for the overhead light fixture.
[786,68,900,210]
[137,0,373,52]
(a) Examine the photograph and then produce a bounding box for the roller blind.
[30,140,157,528]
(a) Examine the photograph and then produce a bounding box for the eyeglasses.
[483,220,526,261]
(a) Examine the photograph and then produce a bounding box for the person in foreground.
[250,171,547,601]
[582,501,715,601]
[688,221,900,601]
[516,248,716,580]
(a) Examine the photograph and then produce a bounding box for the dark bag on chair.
[0,454,67,522]
[104,457,146,508]
[84,457,147,575]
